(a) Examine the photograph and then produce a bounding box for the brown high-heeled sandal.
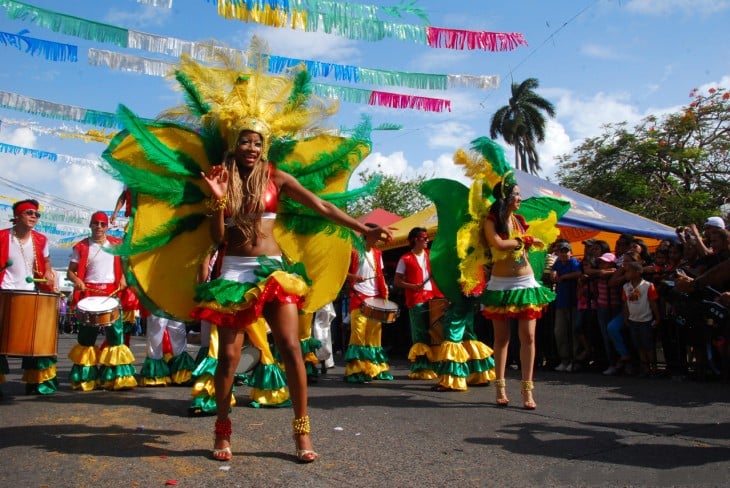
[521,380,537,410]
[494,378,509,407]
[213,418,232,461]
[293,415,318,463]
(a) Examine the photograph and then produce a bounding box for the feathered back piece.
[159,37,339,157]
[454,136,517,201]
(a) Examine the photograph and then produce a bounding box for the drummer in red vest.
[66,211,137,391]
[0,199,58,395]
[344,222,395,383]
[394,227,444,380]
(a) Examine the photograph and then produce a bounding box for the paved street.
[1,333,729,487]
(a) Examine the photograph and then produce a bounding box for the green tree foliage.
[489,77,556,175]
[556,87,730,227]
[348,170,432,218]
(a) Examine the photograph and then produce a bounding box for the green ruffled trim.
[193,346,210,367]
[168,351,195,376]
[345,371,394,383]
[248,363,288,392]
[195,257,311,305]
[140,357,170,380]
[188,394,217,416]
[409,356,437,374]
[99,364,137,382]
[344,344,390,364]
[436,360,471,379]
[468,357,495,374]
[21,356,57,370]
[68,364,99,384]
[192,355,217,378]
[36,378,58,395]
[481,285,555,308]
[305,362,320,378]
[300,336,321,356]
[249,398,292,409]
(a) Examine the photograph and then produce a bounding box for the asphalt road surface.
[1,333,729,487]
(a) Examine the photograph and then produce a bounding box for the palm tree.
[489,78,555,174]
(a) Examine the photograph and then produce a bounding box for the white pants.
[146,315,188,359]
[312,303,336,368]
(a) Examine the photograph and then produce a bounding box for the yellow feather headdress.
[159,37,338,158]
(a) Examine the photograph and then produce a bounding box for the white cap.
[705,216,725,229]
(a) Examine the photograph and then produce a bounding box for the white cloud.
[58,164,122,211]
[424,121,476,149]
[248,28,362,64]
[625,0,730,15]
[549,89,645,141]
[104,5,171,28]
[536,120,572,179]
[580,43,622,60]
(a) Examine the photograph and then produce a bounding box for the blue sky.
[1,0,729,216]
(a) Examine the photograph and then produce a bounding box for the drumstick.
[26,277,47,283]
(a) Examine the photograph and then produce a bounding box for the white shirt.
[70,240,116,284]
[353,249,381,297]
[1,231,49,291]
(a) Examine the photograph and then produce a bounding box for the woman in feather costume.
[102,46,391,463]
[421,138,569,408]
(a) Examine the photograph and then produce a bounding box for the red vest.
[400,250,442,308]
[348,247,388,311]
[0,228,53,292]
[71,236,124,306]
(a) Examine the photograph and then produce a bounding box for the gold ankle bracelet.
[292,415,311,435]
[494,379,507,388]
[521,380,534,391]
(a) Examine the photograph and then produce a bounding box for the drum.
[0,290,59,357]
[236,343,261,374]
[76,296,121,327]
[428,298,450,345]
[360,297,400,324]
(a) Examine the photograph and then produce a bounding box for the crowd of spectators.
[538,216,730,381]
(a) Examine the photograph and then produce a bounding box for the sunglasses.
[23,210,41,218]
[91,221,108,227]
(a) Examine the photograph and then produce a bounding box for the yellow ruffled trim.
[98,345,136,366]
[123,310,136,322]
[345,360,390,378]
[101,376,138,390]
[249,386,290,406]
[462,340,494,360]
[68,344,101,366]
[303,351,318,366]
[408,342,435,362]
[140,376,171,387]
[436,341,470,363]
[197,271,309,314]
[408,370,437,380]
[71,380,98,392]
[437,375,468,391]
[171,370,192,385]
[482,303,545,315]
[468,370,495,385]
[22,365,57,384]
[163,352,173,362]
[191,374,215,397]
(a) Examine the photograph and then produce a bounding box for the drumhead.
[236,344,261,374]
[77,296,120,312]
[363,297,398,310]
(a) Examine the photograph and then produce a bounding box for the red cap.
[90,211,109,225]
[14,201,38,216]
